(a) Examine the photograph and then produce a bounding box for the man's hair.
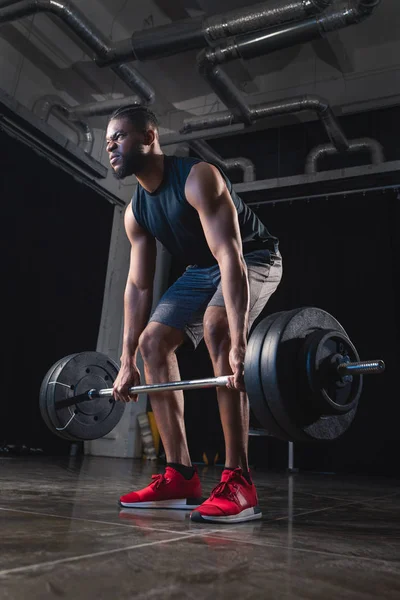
[109,105,159,133]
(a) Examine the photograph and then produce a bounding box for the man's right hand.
[113,361,141,403]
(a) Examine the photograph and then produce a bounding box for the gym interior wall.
[1,129,114,455]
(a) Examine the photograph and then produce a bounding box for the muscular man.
[106,106,282,524]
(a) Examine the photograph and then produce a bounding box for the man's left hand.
[227,346,246,392]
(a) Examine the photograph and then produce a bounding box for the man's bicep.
[125,206,156,289]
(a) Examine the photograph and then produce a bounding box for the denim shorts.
[149,249,283,348]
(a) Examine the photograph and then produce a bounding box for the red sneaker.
[190,468,262,523]
[119,467,203,510]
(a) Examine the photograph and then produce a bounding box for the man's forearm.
[218,252,249,347]
[120,283,153,363]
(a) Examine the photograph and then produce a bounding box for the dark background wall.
[1,130,114,455]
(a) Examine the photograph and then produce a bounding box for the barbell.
[39,306,385,444]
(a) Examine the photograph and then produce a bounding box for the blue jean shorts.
[149,249,283,348]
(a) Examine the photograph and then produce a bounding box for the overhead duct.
[189,139,256,182]
[96,0,333,67]
[67,95,141,119]
[305,137,385,173]
[32,94,143,152]
[0,0,155,104]
[33,95,94,153]
[182,95,350,152]
[198,0,382,70]
[190,0,381,150]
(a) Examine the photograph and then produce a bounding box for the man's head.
[106,105,160,179]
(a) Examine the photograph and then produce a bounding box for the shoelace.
[150,474,167,489]
[210,469,241,502]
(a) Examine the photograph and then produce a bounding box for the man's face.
[106,118,148,179]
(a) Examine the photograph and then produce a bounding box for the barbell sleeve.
[337,360,385,376]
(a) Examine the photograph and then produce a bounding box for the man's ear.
[144,128,156,146]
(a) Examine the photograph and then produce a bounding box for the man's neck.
[136,154,165,193]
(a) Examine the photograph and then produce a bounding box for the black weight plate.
[261,307,358,442]
[302,329,363,416]
[245,311,292,440]
[42,352,124,441]
[39,354,78,441]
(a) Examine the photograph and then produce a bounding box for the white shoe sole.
[190,506,262,523]
[119,497,203,510]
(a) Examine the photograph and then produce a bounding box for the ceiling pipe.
[96,0,333,67]
[32,94,143,151]
[32,94,94,154]
[69,95,142,119]
[305,137,385,173]
[190,0,381,150]
[189,139,256,182]
[0,0,155,104]
[182,95,350,152]
[198,1,382,71]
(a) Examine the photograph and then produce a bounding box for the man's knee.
[138,323,184,365]
[203,307,230,357]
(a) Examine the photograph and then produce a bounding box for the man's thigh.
[149,264,218,348]
[208,249,283,329]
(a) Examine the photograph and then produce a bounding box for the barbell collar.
[337,360,385,376]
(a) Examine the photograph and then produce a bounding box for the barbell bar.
[55,358,384,410]
[39,306,386,443]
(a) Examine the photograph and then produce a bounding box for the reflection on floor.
[0,456,399,599]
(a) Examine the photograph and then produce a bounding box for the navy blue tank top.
[131,155,278,267]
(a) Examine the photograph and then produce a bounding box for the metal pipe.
[253,96,349,151]
[318,0,382,32]
[192,0,381,148]
[180,112,241,135]
[305,137,385,173]
[189,139,256,182]
[32,94,94,153]
[182,95,350,153]
[203,18,324,65]
[33,94,144,151]
[0,0,155,104]
[69,95,142,119]
[159,123,246,147]
[198,64,253,125]
[96,0,334,67]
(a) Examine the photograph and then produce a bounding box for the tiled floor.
[0,456,399,599]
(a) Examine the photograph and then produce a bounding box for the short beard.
[112,147,148,180]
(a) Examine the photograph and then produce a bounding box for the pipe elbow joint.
[197,47,217,74]
[302,94,329,114]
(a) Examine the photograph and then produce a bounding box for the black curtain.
[1,131,114,454]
